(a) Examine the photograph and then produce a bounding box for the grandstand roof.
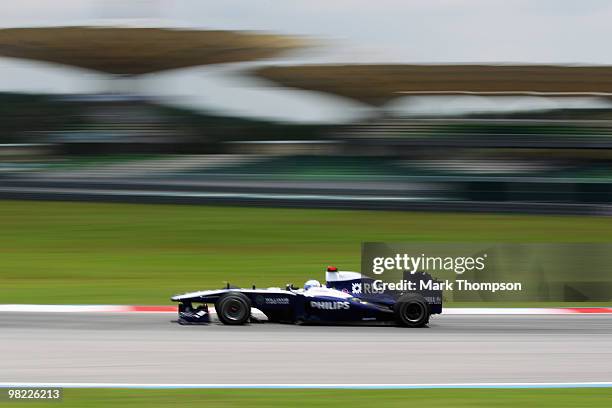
[0,26,302,75]
[254,64,612,105]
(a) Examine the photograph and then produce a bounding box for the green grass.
[2,389,612,408]
[1,200,612,304]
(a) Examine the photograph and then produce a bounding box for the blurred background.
[1,0,612,305]
[2,0,612,213]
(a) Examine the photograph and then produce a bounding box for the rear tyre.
[216,292,251,325]
[394,293,430,327]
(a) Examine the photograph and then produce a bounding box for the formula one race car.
[171,266,443,327]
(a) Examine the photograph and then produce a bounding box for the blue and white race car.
[171,266,443,327]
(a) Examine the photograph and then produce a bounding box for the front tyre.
[216,292,251,325]
[394,293,430,327]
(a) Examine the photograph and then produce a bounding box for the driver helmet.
[303,279,321,291]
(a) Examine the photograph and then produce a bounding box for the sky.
[1,0,612,122]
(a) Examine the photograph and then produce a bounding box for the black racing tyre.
[393,293,430,327]
[216,292,251,325]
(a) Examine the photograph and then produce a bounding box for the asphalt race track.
[1,313,611,385]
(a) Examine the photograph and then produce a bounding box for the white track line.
[1,382,612,389]
[1,305,611,314]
